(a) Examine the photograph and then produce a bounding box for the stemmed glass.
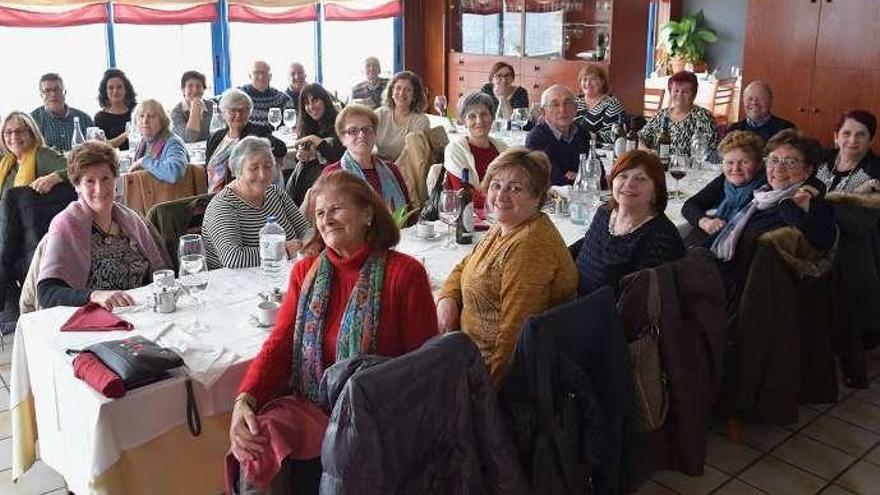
[126,121,141,153]
[690,133,709,170]
[510,108,529,132]
[178,234,209,334]
[267,107,283,132]
[438,189,460,250]
[283,109,297,135]
[668,155,689,201]
[434,95,448,117]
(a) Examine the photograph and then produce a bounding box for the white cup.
[416,221,435,238]
[256,300,280,327]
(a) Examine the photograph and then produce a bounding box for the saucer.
[412,230,442,241]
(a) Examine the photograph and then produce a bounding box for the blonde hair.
[132,99,171,136]
[718,130,765,163]
[335,104,379,138]
[481,147,551,205]
[0,112,45,153]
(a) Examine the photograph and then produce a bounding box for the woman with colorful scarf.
[321,104,411,211]
[229,171,437,493]
[0,112,68,198]
[128,99,188,184]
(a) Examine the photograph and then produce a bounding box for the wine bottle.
[71,116,85,151]
[613,114,627,159]
[656,116,671,171]
[455,168,475,245]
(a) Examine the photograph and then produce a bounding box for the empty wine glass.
[267,107,283,132]
[691,133,709,169]
[438,189,460,250]
[126,121,141,152]
[283,108,297,135]
[209,109,225,134]
[434,95,448,117]
[510,108,529,132]
[178,234,209,334]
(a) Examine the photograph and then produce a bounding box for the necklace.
[608,209,655,236]
[93,220,117,245]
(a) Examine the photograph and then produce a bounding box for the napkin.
[60,303,134,332]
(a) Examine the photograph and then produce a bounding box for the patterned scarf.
[289,249,386,403]
[133,132,168,162]
[339,150,407,211]
[207,135,237,192]
[0,148,37,190]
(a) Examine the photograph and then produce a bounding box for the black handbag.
[419,167,446,222]
[75,335,184,390]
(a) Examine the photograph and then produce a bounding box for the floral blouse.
[638,106,721,163]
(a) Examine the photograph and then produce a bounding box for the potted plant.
[660,10,718,73]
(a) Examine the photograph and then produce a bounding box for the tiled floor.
[0,340,879,494]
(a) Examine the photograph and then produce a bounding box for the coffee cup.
[416,221,435,238]
[256,300,280,327]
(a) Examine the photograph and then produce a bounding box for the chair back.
[708,78,739,127]
[643,87,666,118]
[146,192,214,272]
[396,126,449,207]
[124,164,208,216]
[19,236,48,315]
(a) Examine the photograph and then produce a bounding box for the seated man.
[240,60,291,127]
[285,62,308,107]
[727,81,795,143]
[525,84,606,187]
[350,57,388,109]
[30,73,94,152]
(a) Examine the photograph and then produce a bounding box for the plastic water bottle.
[259,216,287,293]
[71,117,85,151]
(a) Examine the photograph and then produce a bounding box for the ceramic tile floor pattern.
[1,342,880,494]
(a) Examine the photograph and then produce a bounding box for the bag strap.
[185,378,202,437]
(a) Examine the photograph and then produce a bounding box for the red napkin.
[60,303,134,332]
[72,352,126,398]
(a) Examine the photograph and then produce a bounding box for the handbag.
[624,268,669,432]
[419,166,446,222]
[69,335,184,390]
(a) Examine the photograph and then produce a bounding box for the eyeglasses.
[224,107,250,116]
[343,126,375,137]
[40,87,64,95]
[493,73,514,80]
[2,128,30,137]
[764,156,803,170]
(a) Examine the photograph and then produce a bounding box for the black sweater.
[727,115,795,143]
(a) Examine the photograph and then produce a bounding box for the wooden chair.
[643,87,666,118]
[124,164,208,216]
[708,78,739,127]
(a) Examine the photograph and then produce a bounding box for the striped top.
[574,94,625,144]
[202,184,312,269]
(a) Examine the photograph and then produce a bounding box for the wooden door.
[810,69,880,152]
[741,0,821,130]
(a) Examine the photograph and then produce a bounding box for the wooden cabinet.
[743,0,880,148]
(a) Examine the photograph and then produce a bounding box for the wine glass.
[209,109,225,134]
[434,95,448,117]
[669,155,689,201]
[178,234,209,334]
[283,108,297,135]
[126,121,141,152]
[438,189,460,250]
[690,133,709,170]
[510,108,529,132]
[267,107,283,132]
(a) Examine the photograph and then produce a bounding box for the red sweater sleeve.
[383,251,438,353]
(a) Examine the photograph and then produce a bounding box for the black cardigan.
[205,122,287,164]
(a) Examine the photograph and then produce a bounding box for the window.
[462,13,501,55]
[0,24,107,117]
[114,23,214,112]
[524,11,563,58]
[229,22,316,93]
[321,17,394,101]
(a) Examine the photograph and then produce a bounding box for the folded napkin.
[60,303,134,332]
[72,352,126,398]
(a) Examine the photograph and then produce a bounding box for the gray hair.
[228,136,273,177]
[541,84,575,107]
[457,91,495,119]
[219,88,253,112]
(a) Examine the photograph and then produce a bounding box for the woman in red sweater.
[229,171,438,493]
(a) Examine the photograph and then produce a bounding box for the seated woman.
[322,104,410,211]
[0,112,68,197]
[712,129,837,292]
[574,64,626,143]
[815,109,880,193]
[203,136,311,270]
[374,71,430,162]
[229,171,437,493]
[433,91,508,209]
[576,150,686,296]
[682,131,766,246]
[285,83,344,206]
[638,71,720,162]
[170,70,216,143]
[94,68,136,150]
[128,99,189,184]
[37,141,169,309]
[206,88,287,193]
[437,148,577,384]
[480,62,529,120]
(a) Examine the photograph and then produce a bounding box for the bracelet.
[234,392,257,411]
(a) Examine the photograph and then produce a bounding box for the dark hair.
[296,83,339,139]
[835,109,877,139]
[766,129,823,169]
[39,73,63,87]
[383,71,427,113]
[98,68,137,110]
[488,62,516,82]
[577,64,610,94]
[481,147,551,206]
[606,150,668,214]
[667,70,699,94]
[180,70,207,90]
[68,140,119,184]
[303,171,400,253]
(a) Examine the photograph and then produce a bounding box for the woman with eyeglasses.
[0,112,68,198]
[374,71,429,162]
[321,104,411,211]
[574,64,625,143]
[480,62,529,120]
[437,148,577,385]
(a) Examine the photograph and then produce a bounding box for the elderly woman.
[206,88,287,193]
[170,70,216,143]
[374,71,430,162]
[285,83,344,206]
[437,148,577,384]
[203,136,310,270]
[480,61,529,120]
[638,71,719,161]
[0,112,68,197]
[815,110,880,193]
[229,171,437,492]
[37,141,169,309]
[437,91,508,209]
[322,104,410,211]
[574,64,625,143]
[576,150,686,296]
[94,68,137,150]
[682,131,767,246]
[128,99,189,184]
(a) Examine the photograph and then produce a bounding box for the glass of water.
[178,234,209,334]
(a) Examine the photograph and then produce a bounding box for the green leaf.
[696,30,718,43]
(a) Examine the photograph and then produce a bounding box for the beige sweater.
[374,106,430,162]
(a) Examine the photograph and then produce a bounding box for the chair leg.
[727,418,743,444]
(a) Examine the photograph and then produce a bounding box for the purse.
[69,335,184,390]
[419,166,446,222]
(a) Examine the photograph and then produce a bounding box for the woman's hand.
[89,290,135,310]
[698,217,726,235]
[129,159,144,173]
[108,130,129,149]
[285,239,303,258]
[230,399,266,461]
[791,188,812,212]
[436,297,460,333]
[30,173,63,194]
